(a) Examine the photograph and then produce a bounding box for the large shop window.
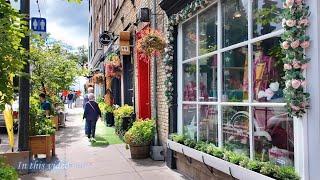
[178,0,294,167]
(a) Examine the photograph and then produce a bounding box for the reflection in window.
[253,37,284,103]
[183,17,197,60]
[253,107,294,166]
[199,105,218,145]
[223,106,249,156]
[222,0,248,47]
[183,61,197,101]
[183,104,197,140]
[253,0,283,37]
[199,4,218,55]
[199,55,218,102]
[222,47,248,102]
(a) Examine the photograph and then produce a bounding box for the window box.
[167,139,274,180]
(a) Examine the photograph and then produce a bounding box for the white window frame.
[177,0,301,173]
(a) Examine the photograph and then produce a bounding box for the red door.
[136,29,151,119]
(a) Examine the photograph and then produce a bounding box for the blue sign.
[31,17,46,32]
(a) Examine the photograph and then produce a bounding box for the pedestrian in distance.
[83,87,94,136]
[67,91,74,109]
[39,93,52,117]
[83,93,101,142]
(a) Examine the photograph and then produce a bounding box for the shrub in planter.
[206,144,224,159]
[113,105,134,136]
[260,162,280,178]
[0,158,18,180]
[194,141,207,152]
[183,139,196,148]
[124,119,155,159]
[275,166,300,180]
[246,160,263,173]
[98,102,115,126]
[170,133,186,144]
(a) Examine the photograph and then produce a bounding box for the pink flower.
[282,41,290,49]
[286,19,296,27]
[286,0,294,7]
[291,105,301,111]
[301,102,308,108]
[301,80,307,87]
[301,63,308,70]
[284,63,293,70]
[291,79,302,89]
[298,19,309,26]
[291,40,300,49]
[295,0,303,5]
[300,41,310,49]
[292,61,301,69]
[265,88,274,101]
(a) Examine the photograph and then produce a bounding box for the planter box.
[0,151,29,174]
[129,144,150,159]
[167,140,274,180]
[29,134,55,162]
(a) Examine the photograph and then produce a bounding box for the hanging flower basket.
[105,53,122,79]
[93,73,104,84]
[137,28,166,57]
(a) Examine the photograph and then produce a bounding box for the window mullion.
[196,15,200,141]
[217,0,223,148]
[178,24,183,134]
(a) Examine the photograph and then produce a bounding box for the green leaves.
[124,119,155,146]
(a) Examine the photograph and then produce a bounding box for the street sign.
[31,17,47,32]
[99,32,113,46]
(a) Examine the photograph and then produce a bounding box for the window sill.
[167,139,274,180]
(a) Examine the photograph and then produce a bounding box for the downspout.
[152,0,159,146]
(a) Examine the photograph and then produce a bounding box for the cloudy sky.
[13,0,89,48]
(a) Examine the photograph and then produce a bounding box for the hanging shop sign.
[99,31,113,46]
[119,31,131,56]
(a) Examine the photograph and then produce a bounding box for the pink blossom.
[291,105,301,111]
[291,40,300,49]
[292,61,301,69]
[301,63,308,70]
[295,0,303,5]
[291,79,302,89]
[298,19,309,26]
[265,88,274,101]
[300,41,310,49]
[301,80,307,87]
[286,19,296,27]
[282,41,290,49]
[284,63,293,70]
[286,0,294,7]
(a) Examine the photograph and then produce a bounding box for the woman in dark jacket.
[83,93,101,141]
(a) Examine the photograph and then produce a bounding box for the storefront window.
[222,0,248,47]
[178,0,291,166]
[222,47,248,102]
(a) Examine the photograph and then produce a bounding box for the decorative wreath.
[105,53,122,79]
[137,28,166,57]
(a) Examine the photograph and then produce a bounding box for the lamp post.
[18,0,30,151]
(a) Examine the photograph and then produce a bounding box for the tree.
[0,0,27,110]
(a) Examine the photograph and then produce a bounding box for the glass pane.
[253,107,294,166]
[199,105,218,145]
[223,106,249,156]
[183,61,197,101]
[253,0,283,37]
[199,4,218,55]
[253,37,284,103]
[199,55,218,102]
[183,17,197,60]
[183,104,197,140]
[222,0,248,47]
[222,47,248,102]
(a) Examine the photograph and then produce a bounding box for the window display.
[199,4,217,55]
[183,104,197,140]
[199,105,218,145]
[199,55,218,102]
[182,17,197,60]
[183,61,197,101]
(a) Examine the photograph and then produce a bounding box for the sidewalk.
[21,107,187,180]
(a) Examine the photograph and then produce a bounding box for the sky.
[12,0,89,48]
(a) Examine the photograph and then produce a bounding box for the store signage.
[119,31,131,56]
[99,31,113,46]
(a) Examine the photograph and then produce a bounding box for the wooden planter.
[129,144,150,159]
[0,151,29,174]
[167,140,274,180]
[29,134,55,162]
[51,115,59,131]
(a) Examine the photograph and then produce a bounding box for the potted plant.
[124,119,155,159]
[113,104,134,136]
[105,53,122,79]
[98,101,115,126]
[29,101,56,162]
[137,27,166,57]
[0,158,18,180]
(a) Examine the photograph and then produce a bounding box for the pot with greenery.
[113,104,134,136]
[0,158,18,180]
[124,119,155,159]
[98,102,115,126]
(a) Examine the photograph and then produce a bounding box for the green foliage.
[124,119,155,146]
[239,157,250,167]
[0,0,27,110]
[254,4,281,26]
[246,160,263,173]
[183,139,196,148]
[0,158,18,180]
[275,166,300,180]
[206,144,224,159]
[34,118,55,135]
[170,133,186,144]
[114,105,134,135]
[260,162,280,178]
[98,102,114,114]
[194,141,207,152]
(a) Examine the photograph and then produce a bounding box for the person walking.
[39,93,51,116]
[67,91,74,109]
[83,93,101,141]
[83,87,94,136]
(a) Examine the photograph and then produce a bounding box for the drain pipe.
[152,0,159,146]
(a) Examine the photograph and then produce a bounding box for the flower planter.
[122,116,132,131]
[105,112,114,127]
[29,134,55,162]
[167,139,274,180]
[51,115,59,131]
[129,144,150,159]
[0,151,29,174]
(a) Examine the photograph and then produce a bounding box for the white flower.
[286,80,292,88]
[269,82,280,92]
[265,88,275,101]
